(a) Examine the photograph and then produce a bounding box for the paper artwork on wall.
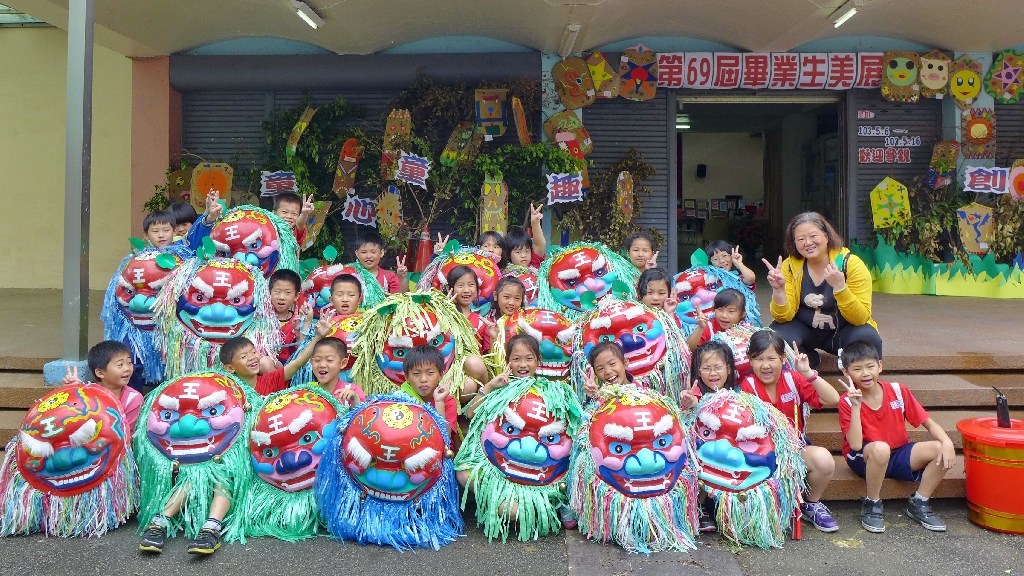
[880,51,921,102]
[511,97,532,147]
[475,88,509,140]
[961,108,996,159]
[587,51,621,99]
[302,201,332,250]
[985,49,1024,104]
[551,56,596,109]
[440,121,483,167]
[949,55,984,111]
[376,185,403,238]
[286,107,317,158]
[543,110,592,156]
[925,140,961,189]
[332,138,363,199]
[381,109,412,180]
[190,163,233,212]
[919,50,951,99]
[618,45,658,101]
[480,175,509,234]
[168,169,192,204]
[957,202,994,255]
[869,177,911,229]
[616,172,634,222]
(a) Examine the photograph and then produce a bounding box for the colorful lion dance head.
[229,385,344,541]
[685,389,806,549]
[314,393,463,550]
[417,246,501,316]
[568,385,699,553]
[209,205,299,278]
[299,262,385,317]
[0,384,138,537]
[350,290,479,397]
[537,242,639,321]
[672,265,761,335]
[502,308,577,380]
[133,370,257,540]
[454,376,582,541]
[153,257,279,377]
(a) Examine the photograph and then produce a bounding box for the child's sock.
[912,492,928,502]
[202,518,223,532]
[151,514,169,527]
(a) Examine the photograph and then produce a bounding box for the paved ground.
[0,500,1017,576]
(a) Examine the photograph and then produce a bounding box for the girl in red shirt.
[445,265,495,353]
[741,329,841,533]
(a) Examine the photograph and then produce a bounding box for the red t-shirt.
[329,380,366,407]
[374,268,401,294]
[401,382,459,433]
[466,311,491,352]
[838,381,929,456]
[293,227,307,249]
[277,314,297,364]
[697,318,724,346]
[740,370,823,433]
[256,368,289,396]
[530,250,544,269]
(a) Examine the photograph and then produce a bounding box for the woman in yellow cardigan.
[762,212,881,369]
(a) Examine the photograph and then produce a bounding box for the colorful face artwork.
[950,55,984,110]
[551,56,596,110]
[919,50,951,99]
[475,88,509,138]
[175,260,257,345]
[693,397,776,492]
[985,49,1024,104]
[504,309,577,379]
[589,389,688,497]
[341,401,446,501]
[300,264,361,316]
[587,51,621,99]
[332,138,363,199]
[190,162,233,213]
[619,45,658,101]
[961,108,996,159]
[926,140,961,189]
[881,51,920,102]
[673,268,721,325]
[376,185,404,239]
[382,109,412,180]
[481,389,572,485]
[580,300,666,379]
[1010,159,1024,202]
[115,251,182,331]
[504,266,539,306]
[210,208,284,277]
[870,177,912,229]
[542,110,592,156]
[375,310,456,386]
[432,250,501,314]
[250,388,339,492]
[480,177,509,235]
[547,246,617,312]
[16,384,128,496]
[511,97,532,146]
[440,121,483,168]
[957,202,995,255]
[145,372,247,465]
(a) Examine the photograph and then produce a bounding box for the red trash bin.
[956,417,1024,534]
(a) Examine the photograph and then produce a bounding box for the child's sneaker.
[907,496,946,532]
[698,513,717,533]
[800,501,840,532]
[860,497,885,533]
[187,528,223,555]
[139,522,165,553]
[558,505,577,530]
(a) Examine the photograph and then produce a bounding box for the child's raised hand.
[731,246,743,265]
[529,202,544,224]
[396,255,408,278]
[337,388,360,407]
[486,366,511,393]
[762,256,786,291]
[205,189,223,221]
[665,289,679,315]
[583,367,599,400]
[433,381,451,402]
[839,376,862,408]
[314,309,335,337]
[294,298,314,329]
[693,299,709,329]
[792,341,811,374]
[62,363,82,386]
[678,375,699,409]
[433,232,451,255]
[646,251,659,269]
[482,318,500,344]
[300,194,316,218]
[823,262,847,291]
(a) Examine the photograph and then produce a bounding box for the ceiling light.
[558,23,581,57]
[291,0,324,28]
[829,1,857,28]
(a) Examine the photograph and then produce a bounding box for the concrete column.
[130,56,178,235]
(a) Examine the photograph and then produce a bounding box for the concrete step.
[804,409,1024,453]
[0,371,49,409]
[816,373,1024,409]
[0,410,23,444]
[822,454,965,501]
[817,354,1024,374]
[0,356,49,371]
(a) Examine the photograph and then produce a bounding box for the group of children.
[60,203,955,554]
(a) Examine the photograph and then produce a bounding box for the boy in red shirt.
[838,341,955,534]
[221,312,333,396]
[352,231,408,294]
[273,193,315,250]
[399,346,458,437]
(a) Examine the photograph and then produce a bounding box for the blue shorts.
[845,442,923,483]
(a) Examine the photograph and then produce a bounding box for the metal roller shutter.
[582,92,672,240]
[995,100,1024,163]
[850,89,942,246]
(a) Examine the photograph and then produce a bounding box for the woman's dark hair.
[784,212,844,258]
[747,329,786,360]
[713,288,746,311]
[506,333,540,360]
[637,267,672,298]
[443,265,478,291]
[705,240,733,257]
[690,340,738,394]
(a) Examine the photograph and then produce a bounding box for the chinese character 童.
[395,152,431,190]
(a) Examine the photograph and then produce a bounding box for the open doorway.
[675,98,843,267]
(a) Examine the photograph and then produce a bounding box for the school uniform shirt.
[740,370,823,434]
[400,382,459,432]
[530,250,544,269]
[314,380,366,407]
[293,227,307,249]
[255,367,289,396]
[466,311,491,353]
[837,381,929,457]
[374,268,402,294]
[697,318,725,346]
[277,313,297,364]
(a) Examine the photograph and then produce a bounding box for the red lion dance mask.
[504,309,576,379]
[250,389,340,492]
[145,372,247,465]
[210,208,283,277]
[115,251,183,331]
[581,300,667,378]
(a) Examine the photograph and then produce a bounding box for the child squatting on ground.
[838,341,955,533]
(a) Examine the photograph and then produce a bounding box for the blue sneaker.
[801,501,840,532]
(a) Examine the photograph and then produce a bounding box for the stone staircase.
[2,351,1022,500]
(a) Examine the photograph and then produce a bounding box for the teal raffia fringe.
[152,257,281,378]
[683,389,807,549]
[536,242,641,322]
[569,296,691,403]
[567,385,700,554]
[315,392,464,550]
[132,369,258,542]
[228,384,346,542]
[454,376,582,542]
[0,439,139,538]
[101,245,191,384]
